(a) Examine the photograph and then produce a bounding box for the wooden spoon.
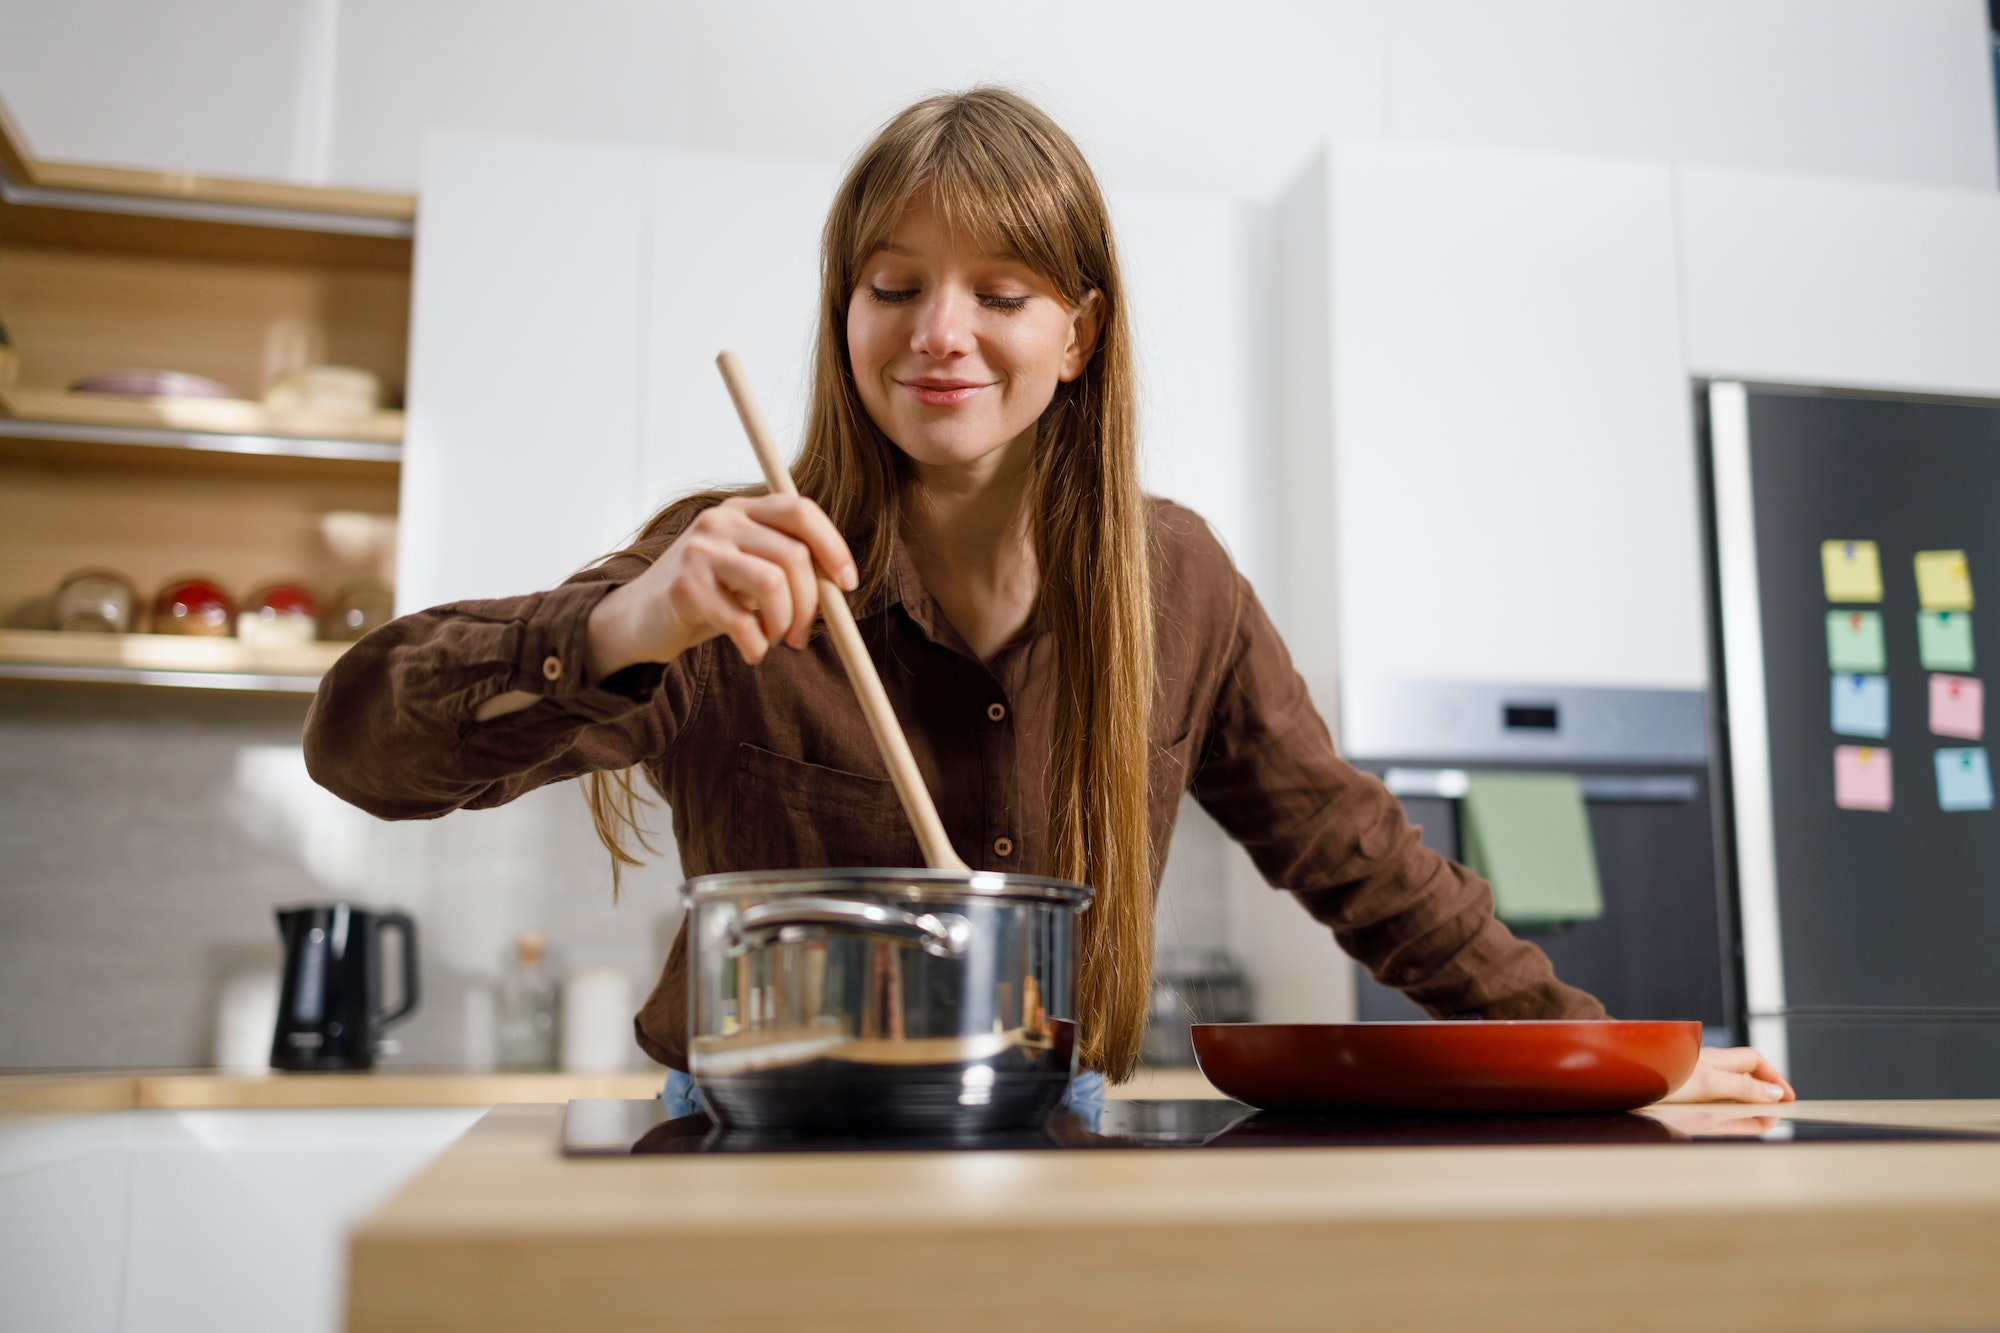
[715,350,970,872]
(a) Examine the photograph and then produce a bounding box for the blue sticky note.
[1826,610,1886,673]
[1830,674,1889,738]
[1934,747,1994,812]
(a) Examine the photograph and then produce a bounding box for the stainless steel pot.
[683,869,1093,1135]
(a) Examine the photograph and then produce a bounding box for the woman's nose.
[911,288,973,357]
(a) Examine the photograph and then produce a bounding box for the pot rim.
[682,867,1094,909]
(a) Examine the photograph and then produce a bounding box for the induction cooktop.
[559,1098,2000,1156]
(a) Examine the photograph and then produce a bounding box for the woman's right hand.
[585,495,858,681]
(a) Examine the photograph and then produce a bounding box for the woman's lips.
[897,378,992,408]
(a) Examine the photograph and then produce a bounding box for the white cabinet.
[0,1116,128,1333]
[641,150,841,512]
[1679,165,2000,399]
[1283,139,1702,693]
[0,1109,479,1333]
[399,133,655,611]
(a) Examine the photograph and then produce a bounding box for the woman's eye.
[980,294,1029,312]
[867,286,918,305]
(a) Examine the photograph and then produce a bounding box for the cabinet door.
[400,132,652,611]
[641,151,838,513]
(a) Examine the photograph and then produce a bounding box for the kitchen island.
[348,1097,2000,1332]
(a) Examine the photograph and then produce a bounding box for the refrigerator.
[1703,381,2000,1097]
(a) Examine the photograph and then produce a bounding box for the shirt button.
[986,702,1006,723]
[993,837,1013,858]
[541,655,563,682]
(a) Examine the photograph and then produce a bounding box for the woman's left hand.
[1659,1045,1797,1104]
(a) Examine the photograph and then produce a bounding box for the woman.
[305,87,1790,1110]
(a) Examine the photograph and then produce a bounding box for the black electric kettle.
[271,903,419,1071]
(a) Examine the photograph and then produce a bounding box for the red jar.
[239,582,319,645]
[152,577,235,637]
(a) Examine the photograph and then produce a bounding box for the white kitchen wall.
[0,688,685,1071]
[0,0,1991,200]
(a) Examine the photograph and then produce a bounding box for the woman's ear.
[1058,289,1105,383]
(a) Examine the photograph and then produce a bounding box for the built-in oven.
[1338,678,1740,1043]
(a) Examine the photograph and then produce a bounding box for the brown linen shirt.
[304,499,1605,1071]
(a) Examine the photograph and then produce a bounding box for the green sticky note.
[1918,611,1975,672]
[1826,610,1886,673]
[1460,771,1604,927]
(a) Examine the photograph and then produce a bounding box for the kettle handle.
[375,911,420,1030]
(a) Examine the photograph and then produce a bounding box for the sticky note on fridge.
[1929,674,1984,740]
[1821,540,1882,602]
[1834,745,1893,811]
[1917,611,1975,671]
[1831,674,1889,738]
[1825,610,1885,673]
[1934,747,1994,812]
[1914,550,1974,611]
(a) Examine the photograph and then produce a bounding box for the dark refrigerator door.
[1353,764,1730,1030]
[1735,392,2000,1095]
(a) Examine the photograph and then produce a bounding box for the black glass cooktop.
[559,1098,2000,1156]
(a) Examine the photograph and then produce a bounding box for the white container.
[211,970,280,1073]
[559,967,633,1074]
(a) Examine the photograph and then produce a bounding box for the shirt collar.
[855,526,1041,667]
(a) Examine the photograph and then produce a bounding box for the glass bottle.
[496,933,559,1070]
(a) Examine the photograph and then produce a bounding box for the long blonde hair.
[586,87,1157,1081]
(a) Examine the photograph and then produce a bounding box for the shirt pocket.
[731,743,925,870]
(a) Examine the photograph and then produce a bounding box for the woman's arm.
[1187,571,1604,1020]
[302,555,689,820]
[304,493,858,820]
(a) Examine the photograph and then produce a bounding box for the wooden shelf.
[0,628,347,693]
[0,385,403,447]
[0,89,414,242]
[0,414,401,470]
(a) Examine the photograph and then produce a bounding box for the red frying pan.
[1191,1020,1702,1114]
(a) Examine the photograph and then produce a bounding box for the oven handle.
[1381,768,1699,803]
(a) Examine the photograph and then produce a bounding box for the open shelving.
[0,92,413,693]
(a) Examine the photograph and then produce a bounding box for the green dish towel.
[1459,771,1604,927]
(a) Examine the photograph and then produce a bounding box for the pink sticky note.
[1929,674,1984,740]
[1834,745,1893,811]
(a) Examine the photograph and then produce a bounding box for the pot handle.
[727,897,972,959]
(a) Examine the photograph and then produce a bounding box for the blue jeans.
[663,1068,1106,1129]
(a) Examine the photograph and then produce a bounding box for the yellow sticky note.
[1821,541,1882,602]
[1914,550,1974,611]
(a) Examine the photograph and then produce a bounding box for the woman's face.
[847,195,1099,477]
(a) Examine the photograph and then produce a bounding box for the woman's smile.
[897,375,996,408]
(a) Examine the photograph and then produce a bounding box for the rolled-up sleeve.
[303,554,707,820]
[1189,573,1605,1021]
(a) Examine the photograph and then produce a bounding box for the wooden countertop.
[0,1070,668,1114]
[0,1066,1218,1115]
[345,1097,2000,1333]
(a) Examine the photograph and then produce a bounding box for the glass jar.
[496,933,559,1071]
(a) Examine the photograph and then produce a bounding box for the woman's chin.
[886,424,1033,476]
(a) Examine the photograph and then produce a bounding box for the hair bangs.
[835,94,1095,307]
